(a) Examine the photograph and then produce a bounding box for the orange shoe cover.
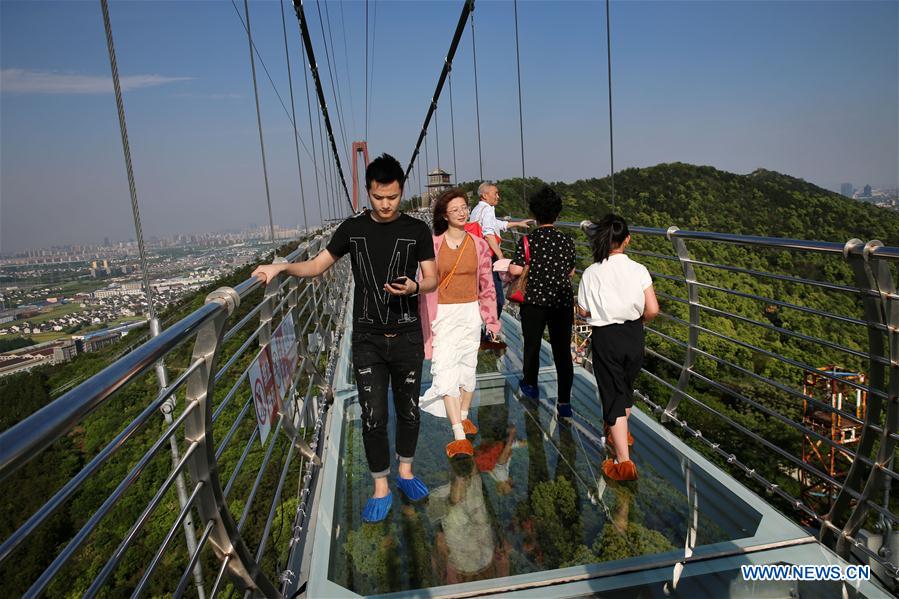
[462,419,478,435]
[602,458,638,481]
[446,439,474,458]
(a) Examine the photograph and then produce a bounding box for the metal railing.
[504,220,898,582]
[1,219,896,595]
[0,230,350,597]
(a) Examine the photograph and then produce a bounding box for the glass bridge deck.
[304,311,891,598]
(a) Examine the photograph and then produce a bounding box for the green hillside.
[469,163,898,245]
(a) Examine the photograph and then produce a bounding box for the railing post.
[305,236,328,350]
[669,457,699,592]
[664,226,699,420]
[285,256,302,424]
[182,286,280,596]
[259,257,286,347]
[151,316,206,599]
[824,239,899,569]
[265,258,322,464]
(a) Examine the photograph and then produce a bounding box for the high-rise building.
[863,184,873,197]
[840,183,853,197]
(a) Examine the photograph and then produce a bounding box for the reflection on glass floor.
[331,373,744,595]
[310,314,891,598]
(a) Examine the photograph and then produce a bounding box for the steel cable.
[280,0,309,233]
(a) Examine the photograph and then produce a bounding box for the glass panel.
[327,356,765,595]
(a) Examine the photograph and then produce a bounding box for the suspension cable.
[280,0,309,233]
[404,0,474,182]
[424,129,430,205]
[416,152,423,210]
[300,38,325,226]
[448,70,458,182]
[242,0,276,248]
[325,113,339,219]
[513,0,526,203]
[317,109,333,221]
[328,141,342,217]
[337,1,358,146]
[434,105,441,171]
[367,0,378,139]
[364,0,369,141]
[291,0,353,212]
[318,0,351,167]
[99,0,157,321]
[470,3,484,181]
[228,0,326,185]
[99,5,205,593]
[605,0,616,211]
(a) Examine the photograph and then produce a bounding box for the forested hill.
[471,163,899,245]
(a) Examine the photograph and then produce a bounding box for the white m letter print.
[350,237,418,325]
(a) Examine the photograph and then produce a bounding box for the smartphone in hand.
[389,277,407,287]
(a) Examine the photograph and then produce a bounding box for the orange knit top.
[437,235,478,304]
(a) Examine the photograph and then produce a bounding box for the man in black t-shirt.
[253,154,437,523]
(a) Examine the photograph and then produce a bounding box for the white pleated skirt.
[420,301,482,418]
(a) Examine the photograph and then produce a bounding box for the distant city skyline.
[2,0,896,252]
[1,222,303,257]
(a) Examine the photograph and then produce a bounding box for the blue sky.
[1,0,896,252]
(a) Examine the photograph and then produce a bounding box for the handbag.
[507,236,529,303]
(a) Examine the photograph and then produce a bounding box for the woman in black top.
[509,186,577,417]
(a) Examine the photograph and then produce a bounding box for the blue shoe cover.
[518,380,539,399]
[362,494,393,523]
[396,476,429,501]
[557,402,573,418]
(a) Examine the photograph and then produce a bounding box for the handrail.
[0,241,308,482]
[0,301,222,482]
[503,219,898,579]
[0,233,351,597]
[2,220,896,595]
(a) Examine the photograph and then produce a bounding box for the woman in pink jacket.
[419,188,501,458]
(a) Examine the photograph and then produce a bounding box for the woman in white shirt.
[577,214,659,481]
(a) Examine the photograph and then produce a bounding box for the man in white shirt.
[469,183,531,261]
[469,182,531,322]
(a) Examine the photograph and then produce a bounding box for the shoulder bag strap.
[439,235,471,290]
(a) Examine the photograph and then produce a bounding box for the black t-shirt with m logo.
[326,212,434,334]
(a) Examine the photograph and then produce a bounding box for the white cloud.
[0,68,192,94]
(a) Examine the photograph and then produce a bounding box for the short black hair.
[365,153,405,190]
[528,185,563,225]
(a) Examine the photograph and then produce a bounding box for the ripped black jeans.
[351,329,425,477]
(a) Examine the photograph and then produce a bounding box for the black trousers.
[520,303,573,404]
[351,329,424,477]
[590,319,644,425]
